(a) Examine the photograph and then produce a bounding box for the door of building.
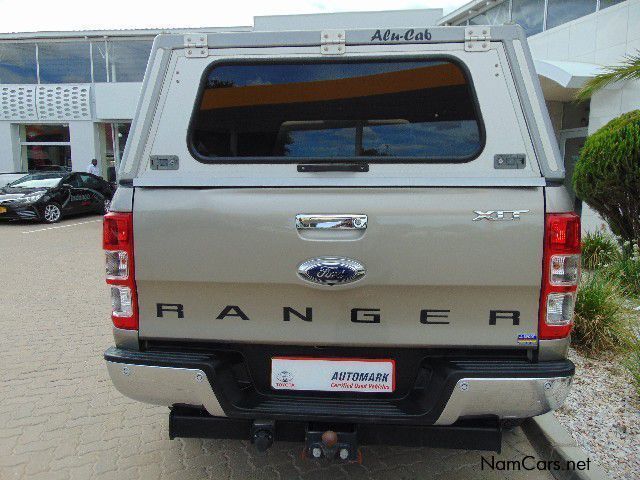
[559,128,588,214]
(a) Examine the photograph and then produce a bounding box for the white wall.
[0,122,20,171]
[69,122,100,173]
[93,83,142,120]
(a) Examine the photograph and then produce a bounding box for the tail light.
[103,212,138,330]
[539,213,581,339]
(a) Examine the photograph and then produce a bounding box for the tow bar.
[303,429,361,462]
[169,406,503,454]
[251,419,361,461]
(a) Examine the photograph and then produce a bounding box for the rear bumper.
[104,346,573,426]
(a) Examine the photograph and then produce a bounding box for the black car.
[0,172,115,223]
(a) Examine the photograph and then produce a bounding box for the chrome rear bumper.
[105,347,573,426]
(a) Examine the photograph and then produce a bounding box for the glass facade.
[600,0,625,8]
[0,37,153,84]
[38,42,92,83]
[0,43,37,83]
[512,0,545,36]
[107,40,153,82]
[91,42,109,83]
[546,0,597,30]
[21,124,72,171]
[469,2,510,25]
[455,0,625,35]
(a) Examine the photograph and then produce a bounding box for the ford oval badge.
[297,257,366,286]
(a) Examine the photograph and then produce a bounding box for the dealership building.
[1,1,639,230]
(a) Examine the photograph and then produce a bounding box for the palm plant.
[575,51,640,101]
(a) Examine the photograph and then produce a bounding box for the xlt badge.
[297,257,366,286]
[473,210,530,221]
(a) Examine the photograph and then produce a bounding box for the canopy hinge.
[321,30,346,55]
[464,26,491,52]
[184,34,208,58]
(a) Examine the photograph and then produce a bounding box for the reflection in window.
[512,0,545,36]
[38,42,91,83]
[469,2,510,25]
[91,42,108,82]
[107,40,153,82]
[547,0,596,30]
[600,0,625,9]
[22,145,71,171]
[24,124,70,142]
[0,43,37,83]
[363,121,481,158]
[191,60,482,161]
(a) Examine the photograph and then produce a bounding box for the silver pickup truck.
[103,24,580,458]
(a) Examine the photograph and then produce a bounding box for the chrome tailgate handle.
[295,214,367,230]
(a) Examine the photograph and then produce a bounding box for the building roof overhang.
[534,59,604,101]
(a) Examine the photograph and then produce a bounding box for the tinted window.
[107,40,153,82]
[469,2,510,25]
[79,174,102,189]
[0,43,37,83]
[512,0,545,36]
[190,60,483,162]
[37,42,92,83]
[8,173,63,188]
[546,0,596,30]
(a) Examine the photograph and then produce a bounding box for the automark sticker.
[271,357,395,392]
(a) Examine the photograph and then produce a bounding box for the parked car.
[103,24,580,459]
[0,172,28,188]
[0,172,115,223]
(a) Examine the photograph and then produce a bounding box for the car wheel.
[43,203,62,223]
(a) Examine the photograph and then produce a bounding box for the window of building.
[190,59,483,162]
[600,0,625,9]
[561,101,590,130]
[101,122,131,181]
[20,124,72,171]
[469,2,510,25]
[512,0,545,36]
[107,40,153,82]
[546,0,597,30]
[91,41,109,83]
[0,43,37,83]
[37,42,92,83]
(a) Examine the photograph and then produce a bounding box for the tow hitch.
[169,406,503,453]
[304,428,361,462]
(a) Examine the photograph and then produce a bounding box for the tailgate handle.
[296,214,367,230]
[297,163,369,172]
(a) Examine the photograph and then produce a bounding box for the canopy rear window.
[189,59,483,163]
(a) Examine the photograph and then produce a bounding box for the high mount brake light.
[539,213,581,340]
[103,212,138,330]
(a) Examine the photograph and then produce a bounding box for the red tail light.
[539,213,581,340]
[103,212,138,330]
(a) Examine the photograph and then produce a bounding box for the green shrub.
[581,230,620,270]
[573,270,631,354]
[624,335,640,396]
[602,240,640,297]
[573,110,640,243]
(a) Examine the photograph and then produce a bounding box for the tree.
[573,110,640,243]
[575,51,640,101]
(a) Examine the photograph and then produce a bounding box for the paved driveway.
[0,216,554,480]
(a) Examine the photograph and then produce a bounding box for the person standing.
[87,158,100,176]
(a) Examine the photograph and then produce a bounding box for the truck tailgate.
[134,187,544,348]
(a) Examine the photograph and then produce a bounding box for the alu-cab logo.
[297,257,366,286]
